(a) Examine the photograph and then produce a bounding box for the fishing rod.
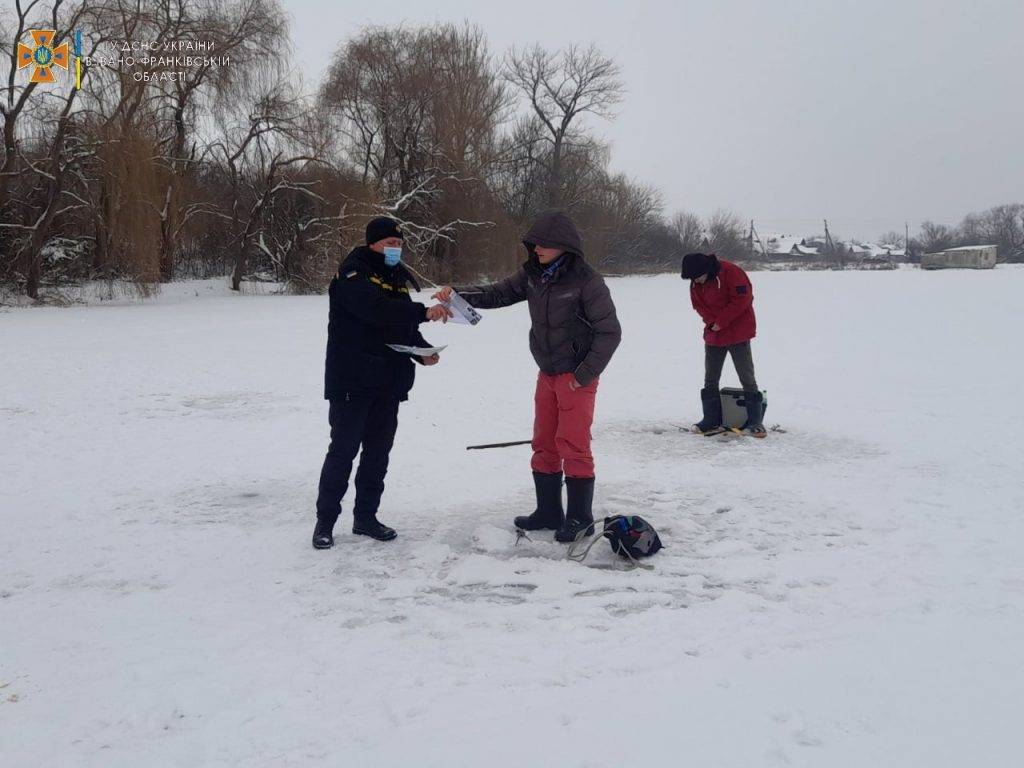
[466,440,532,451]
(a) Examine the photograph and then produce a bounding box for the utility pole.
[750,220,767,258]
[824,219,836,257]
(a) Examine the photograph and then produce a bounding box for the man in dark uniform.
[313,217,451,549]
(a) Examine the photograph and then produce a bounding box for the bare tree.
[147,0,289,279]
[0,0,53,214]
[569,168,673,271]
[670,210,704,254]
[974,203,1024,261]
[504,44,623,209]
[209,75,334,291]
[0,0,97,298]
[489,115,546,220]
[918,220,955,253]
[321,23,509,273]
[877,230,907,248]
[700,210,749,262]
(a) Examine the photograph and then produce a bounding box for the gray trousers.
[705,341,758,393]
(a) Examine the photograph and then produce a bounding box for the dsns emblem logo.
[17,29,71,84]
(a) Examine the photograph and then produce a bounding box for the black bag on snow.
[603,515,663,559]
[567,515,663,569]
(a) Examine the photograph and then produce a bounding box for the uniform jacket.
[324,246,431,401]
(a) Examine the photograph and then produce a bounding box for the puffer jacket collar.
[524,250,579,283]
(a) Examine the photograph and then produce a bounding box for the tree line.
[0,1,689,299]
[907,205,1024,262]
[2,3,1021,302]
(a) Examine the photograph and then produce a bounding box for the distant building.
[758,233,905,260]
[759,234,819,257]
[873,243,907,258]
[921,245,997,270]
[845,241,906,260]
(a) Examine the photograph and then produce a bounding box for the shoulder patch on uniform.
[344,270,360,280]
[736,285,748,294]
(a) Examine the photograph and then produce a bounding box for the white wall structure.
[921,245,998,270]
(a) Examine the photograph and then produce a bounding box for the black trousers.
[705,341,759,393]
[316,391,401,525]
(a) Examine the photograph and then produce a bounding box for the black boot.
[693,387,724,435]
[353,516,397,541]
[514,472,564,531]
[312,517,336,550]
[739,390,766,437]
[555,476,596,543]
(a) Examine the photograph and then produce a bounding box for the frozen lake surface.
[2,268,1022,766]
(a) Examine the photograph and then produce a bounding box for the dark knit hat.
[681,252,715,280]
[365,216,404,245]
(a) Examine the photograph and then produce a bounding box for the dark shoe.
[739,391,767,438]
[514,472,565,531]
[555,476,595,543]
[312,518,335,550]
[353,517,397,541]
[555,517,596,543]
[693,387,724,434]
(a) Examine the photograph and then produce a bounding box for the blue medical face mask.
[383,246,402,267]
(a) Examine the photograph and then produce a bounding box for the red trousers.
[531,372,599,479]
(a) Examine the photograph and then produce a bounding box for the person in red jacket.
[681,252,766,437]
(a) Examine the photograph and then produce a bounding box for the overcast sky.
[283,0,1023,240]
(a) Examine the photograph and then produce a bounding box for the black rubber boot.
[739,391,767,437]
[353,516,397,541]
[312,517,336,550]
[693,387,724,434]
[555,476,596,543]
[514,472,564,531]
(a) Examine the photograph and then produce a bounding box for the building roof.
[759,233,803,255]
[756,232,906,259]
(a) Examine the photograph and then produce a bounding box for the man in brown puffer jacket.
[433,211,621,542]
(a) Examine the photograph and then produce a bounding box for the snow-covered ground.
[2,268,1023,767]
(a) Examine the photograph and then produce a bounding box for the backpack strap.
[566,529,609,563]
[566,527,656,570]
[612,542,655,571]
